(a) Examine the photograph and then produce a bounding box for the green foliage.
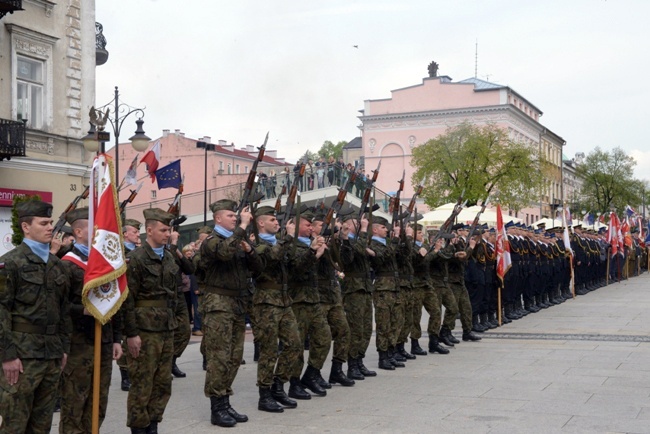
[576,147,642,215]
[317,140,347,160]
[11,194,42,246]
[411,122,549,210]
[299,149,319,163]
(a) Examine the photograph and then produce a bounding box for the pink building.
[359,71,565,225]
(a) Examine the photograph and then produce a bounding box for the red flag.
[608,212,623,256]
[139,140,160,182]
[496,204,512,281]
[83,154,128,324]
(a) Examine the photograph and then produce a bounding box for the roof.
[343,137,362,149]
[457,77,506,90]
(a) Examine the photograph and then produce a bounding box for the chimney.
[218,139,227,147]
[245,144,255,153]
[203,136,211,144]
[266,150,277,159]
[174,129,181,136]
[163,129,170,137]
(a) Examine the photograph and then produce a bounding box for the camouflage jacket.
[198,227,264,312]
[396,236,414,288]
[340,232,372,294]
[429,243,454,287]
[123,243,180,337]
[170,244,195,321]
[368,236,399,292]
[0,243,72,361]
[287,240,320,304]
[447,239,471,284]
[411,242,437,290]
[316,244,342,305]
[60,245,121,345]
[253,237,292,307]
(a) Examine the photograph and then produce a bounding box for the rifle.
[53,185,90,234]
[431,190,467,246]
[119,182,143,214]
[274,184,287,215]
[398,178,425,241]
[319,167,359,237]
[390,170,406,236]
[357,160,381,222]
[167,177,186,230]
[280,163,305,232]
[236,132,268,215]
[467,197,490,240]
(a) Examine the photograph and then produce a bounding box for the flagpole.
[497,283,502,326]
[92,319,101,434]
[606,247,610,286]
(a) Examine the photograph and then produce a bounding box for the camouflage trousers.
[291,302,332,376]
[0,358,61,434]
[444,282,473,332]
[252,303,301,388]
[126,330,173,429]
[343,291,373,360]
[397,287,416,344]
[173,312,191,359]
[408,285,427,339]
[391,289,404,347]
[437,283,460,331]
[321,302,350,364]
[423,287,442,337]
[116,341,128,369]
[203,294,246,398]
[60,340,113,433]
[373,290,398,352]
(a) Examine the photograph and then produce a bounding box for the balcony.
[0,119,27,161]
[95,22,109,66]
[0,1,23,20]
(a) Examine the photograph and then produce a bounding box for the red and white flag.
[140,140,160,182]
[495,204,512,282]
[83,154,128,324]
[608,212,623,257]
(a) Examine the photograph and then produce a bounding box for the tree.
[576,147,642,215]
[411,122,549,210]
[299,149,319,163]
[317,140,347,160]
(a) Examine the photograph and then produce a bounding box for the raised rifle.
[274,184,287,215]
[319,167,358,237]
[167,176,186,230]
[357,160,381,222]
[236,132,268,216]
[390,170,406,236]
[467,197,490,239]
[53,185,90,234]
[280,163,305,232]
[119,182,143,214]
[431,189,467,246]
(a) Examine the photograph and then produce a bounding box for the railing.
[0,118,26,161]
[0,0,23,20]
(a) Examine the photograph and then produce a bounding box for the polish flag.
[496,204,512,282]
[140,140,161,182]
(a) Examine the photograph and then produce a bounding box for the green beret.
[196,225,214,235]
[254,206,276,218]
[411,223,424,231]
[60,225,73,235]
[341,214,358,222]
[143,208,175,226]
[312,212,326,222]
[371,216,389,227]
[123,219,142,230]
[16,200,53,219]
[210,199,238,213]
[65,207,89,224]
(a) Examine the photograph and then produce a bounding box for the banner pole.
[92,319,101,434]
[497,282,502,326]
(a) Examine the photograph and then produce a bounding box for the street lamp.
[196,140,215,225]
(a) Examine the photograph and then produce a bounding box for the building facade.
[0,0,99,255]
[358,70,566,224]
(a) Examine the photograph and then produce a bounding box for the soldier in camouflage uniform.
[197,199,263,427]
[367,216,403,370]
[395,224,416,361]
[252,206,301,412]
[123,208,179,434]
[169,230,195,379]
[58,208,123,433]
[340,214,377,379]
[193,225,213,371]
[0,200,72,434]
[117,218,142,392]
[428,232,459,348]
[311,214,355,387]
[285,210,331,398]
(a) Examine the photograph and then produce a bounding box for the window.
[227,163,232,174]
[244,165,249,173]
[16,56,44,128]
[151,190,157,199]
[219,161,224,170]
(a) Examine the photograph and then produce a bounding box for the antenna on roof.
[474,39,478,78]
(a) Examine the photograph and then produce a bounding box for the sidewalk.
[54,274,650,433]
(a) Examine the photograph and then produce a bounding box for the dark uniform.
[0,200,72,434]
[123,209,179,433]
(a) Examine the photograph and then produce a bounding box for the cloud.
[629,150,650,182]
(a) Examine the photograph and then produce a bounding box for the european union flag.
[155,159,182,189]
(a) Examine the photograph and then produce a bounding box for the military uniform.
[123,209,179,432]
[0,200,72,434]
[170,244,194,378]
[429,239,459,347]
[395,232,415,360]
[444,234,480,342]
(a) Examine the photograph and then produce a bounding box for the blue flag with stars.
[155,159,182,189]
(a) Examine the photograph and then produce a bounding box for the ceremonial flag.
[608,212,623,256]
[495,204,512,281]
[83,154,128,324]
[117,155,139,192]
[599,213,605,224]
[140,140,161,182]
[625,205,636,218]
[155,159,182,190]
[562,206,573,256]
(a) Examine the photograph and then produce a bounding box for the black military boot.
[316,369,332,389]
[253,341,260,362]
[358,358,377,376]
[271,377,298,408]
[347,358,365,380]
[505,303,519,319]
[439,327,455,347]
[387,347,405,367]
[472,314,486,332]
[226,396,248,422]
[378,351,395,370]
[547,292,559,305]
[210,396,237,427]
[391,345,407,362]
[517,299,529,316]
[120,368,131,391]
[258,387,284,413]
[537,295,549,309]
[447,329,460,344]
[329,360,355,386]
[131,428,148,434]
[147,421,158,434]
[479,312,494,329]
[300,366,327,396]
[171,357,186,378]
[397,342,416,360]
[462,330,482,341]
[410,338,428,356]
[428,335,450,354]
[500,309,512,324]
[488,311,499,327]
[288,377,311,400]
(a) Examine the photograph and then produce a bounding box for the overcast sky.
[96,0,649,181]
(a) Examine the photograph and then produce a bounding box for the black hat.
[210,199,238,213]
[65,207,89,224]
[16,200,53,219]
[451,223,464,231]
[143,208,175,226]
[123,219,142,231]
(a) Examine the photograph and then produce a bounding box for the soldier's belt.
[135,300,168,308]
[204,285,241,297]
[12,319,58,335]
